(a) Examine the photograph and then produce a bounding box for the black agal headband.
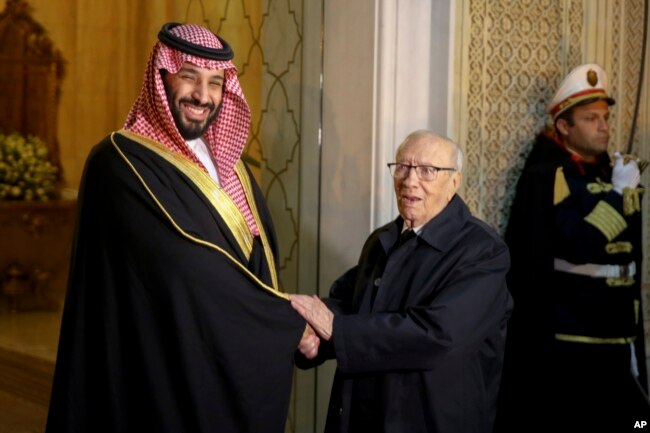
[157,22,234,60]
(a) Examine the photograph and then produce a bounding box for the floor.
[0,389,48,433]
[0,301,61,433]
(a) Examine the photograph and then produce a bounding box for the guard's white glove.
[612,152,640,194]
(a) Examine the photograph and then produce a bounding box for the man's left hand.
[298,324,320,359]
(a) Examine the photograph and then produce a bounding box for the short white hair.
[396,130,463,173]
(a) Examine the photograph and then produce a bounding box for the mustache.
[179,97,216,111]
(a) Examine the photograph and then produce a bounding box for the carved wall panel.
[460,0,583,234]
[251,1,302,296]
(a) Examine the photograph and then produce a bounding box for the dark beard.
[168,95,222,140]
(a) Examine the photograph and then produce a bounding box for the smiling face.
[162,62,225,140]
[393,134,462,229]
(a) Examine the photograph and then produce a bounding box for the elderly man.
[292,130,512,433]
[497,64,649,430]
[46,23,305,433]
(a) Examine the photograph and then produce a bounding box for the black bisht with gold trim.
[46,131,304,433]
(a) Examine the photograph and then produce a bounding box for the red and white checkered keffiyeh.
[124,23,259,235]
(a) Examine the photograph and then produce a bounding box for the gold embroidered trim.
[606,276,635,287]
[622,187,642,216]
[553,167,570,205]
[235,161,280,291]
[583,200,627,241]
[635,299,640,324]
[117,129,253,259]
[110,131,288,300]
[605,242,633,254]
[555,333,636,344]
[586,180,612,194]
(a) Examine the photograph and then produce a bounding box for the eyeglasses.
[387,163,456,181]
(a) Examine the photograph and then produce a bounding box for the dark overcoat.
[299,195,512,433]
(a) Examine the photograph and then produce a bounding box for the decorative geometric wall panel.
[462,0,582,234]
[182,0,303,299]
[256,0,302,295]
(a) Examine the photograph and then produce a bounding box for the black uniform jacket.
[497,132,648,429]
[298,195,512,433]
[46,131,304,433]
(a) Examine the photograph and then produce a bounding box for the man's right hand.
[289,294,334,341]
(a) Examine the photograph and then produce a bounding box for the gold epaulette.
[553,167,570,205]
[622,186,644,216]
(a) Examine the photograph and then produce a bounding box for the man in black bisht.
[496,64,649,431]
[46,23,305,433]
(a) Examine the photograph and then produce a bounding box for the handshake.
[612,152,645,195]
